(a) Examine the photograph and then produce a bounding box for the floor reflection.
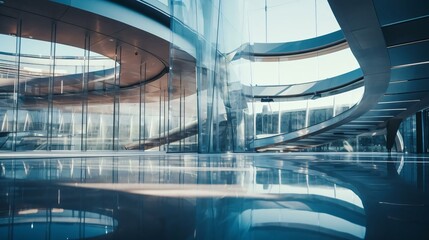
[0,153,428,239]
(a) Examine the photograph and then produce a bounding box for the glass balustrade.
[253,86,364,138]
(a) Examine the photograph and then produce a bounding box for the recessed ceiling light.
[378,99,420,104]
[370,108,407,111]
[0,1,5,4]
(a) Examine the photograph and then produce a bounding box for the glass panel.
[399,114,417,153]
[170,0,253,152]
[86,39,116,151]
[255,86,364,138]
[0,16,17,150]
[334,87,363,116]
[145,91,162,151]
[118,88,140,150]
[51,24,86,151]
[169,0,206,152]
[279,100,307,134]
[17,23,52,150]
[308,96,334,126]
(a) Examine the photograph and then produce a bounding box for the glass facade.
[170,0,253,152]
[254,87,363,137]
[3,1,429,238]
[1,0,427,154]
[168,0,362,153]
[0,13,170,152]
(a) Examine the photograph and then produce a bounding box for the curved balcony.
[251,83,364,151]
[245,68,363,101]
[234,30,346,61]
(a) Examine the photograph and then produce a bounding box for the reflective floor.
[0,153,428,240]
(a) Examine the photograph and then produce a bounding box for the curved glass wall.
[253,86,364,137]
[249,0,340,43]
[0,12,177,152]
[170,0,254,152]
[0,0,364,153]
[168,0,360,152]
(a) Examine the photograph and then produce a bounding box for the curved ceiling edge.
[244,69,363,101]
[108,0,170,28]
[50,0,171,64]
[232,30,346,61]
[51,0,198,60]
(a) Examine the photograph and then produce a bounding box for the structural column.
[416,111,424,154]
[386,118,402,153]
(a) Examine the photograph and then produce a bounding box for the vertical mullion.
[138,59,143,150]
[164,89,167,151]
[81,34,90,151]
[113,45,121,151]
[47,21,56,151]
[12,19,22,152]
[143,63,146,150]
[417,111,423,154]
[159,87,162,151]
[183,88,186,151]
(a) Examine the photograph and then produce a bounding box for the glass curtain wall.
[169,0,253,153]
[0,12,169,152]
[254,87,364,137]
[0,16,18,151]
[399,115,417,153]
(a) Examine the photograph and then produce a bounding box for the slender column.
[305,100,310,128]
[183,88,186,151]
[143,63,146,150]
[47,21,57,151]
[332,96,337,117]
[112,45,121,151]
[164,89,167,151]
[12,20,22,151]
[179,73,182,152]
[158,89,162,151]
[416,111,424,154]
[416,111,424,190]
[81,34,90,151]
[386,118,402,153]
[138,59,143,150]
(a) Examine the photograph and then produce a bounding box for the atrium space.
[0,0,429,239]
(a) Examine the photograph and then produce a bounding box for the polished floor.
[0,152,428,240]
